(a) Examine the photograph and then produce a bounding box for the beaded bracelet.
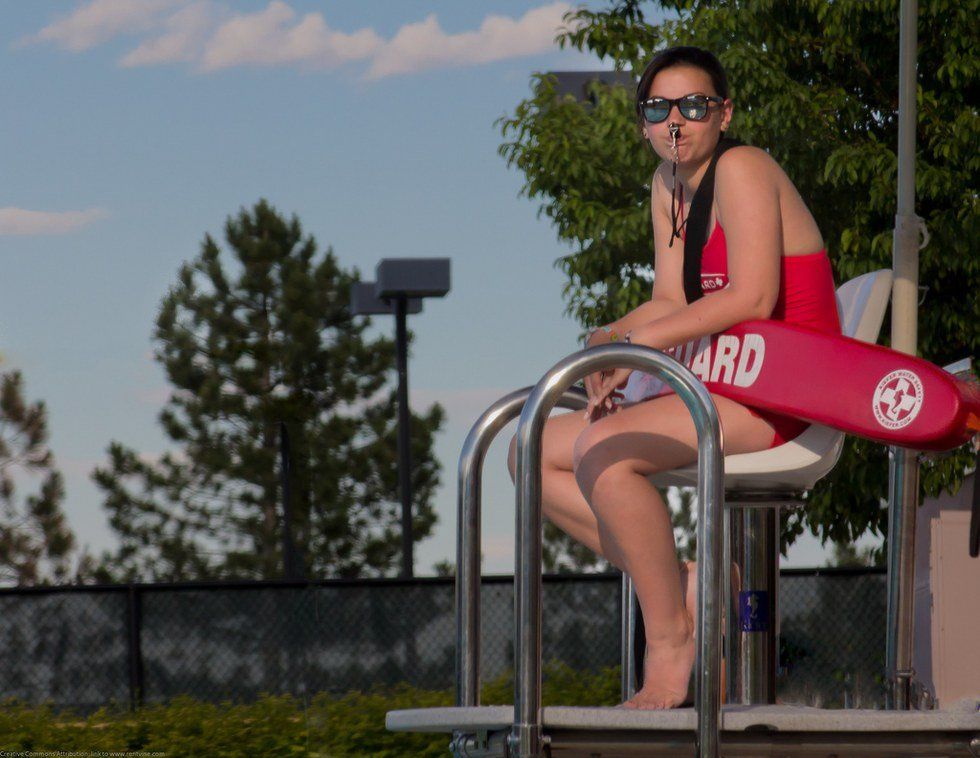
[600,325,620,342]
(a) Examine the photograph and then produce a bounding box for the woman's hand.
[586,366,632,422]
[583,327,616,406]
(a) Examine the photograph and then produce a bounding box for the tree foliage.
[543,521,611,572]
[93,200,444,581]
[498,0,978,550]
[0,370,78,585]
[827,539,885,568]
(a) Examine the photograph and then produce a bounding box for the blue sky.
[2,0,852,577]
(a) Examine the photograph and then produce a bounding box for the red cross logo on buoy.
[872,370,924,429]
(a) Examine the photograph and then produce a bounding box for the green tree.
[0,370,79,585]
[827,539,885,568]
[543,521,611,572]
[498,0,978,554]
[93,200,444,581]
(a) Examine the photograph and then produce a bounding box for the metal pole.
[730,505,779,703]
[126,585,144,711]
[620,575,637,701]
[724,494,800,703]
[886,447,919,708]
[455,385,587,707]
[886,0,920,710]
[724,506,737,705]
[279,421,303,580]
[892,0,921,354]
[395,294,413,578]
[510,344,724,758]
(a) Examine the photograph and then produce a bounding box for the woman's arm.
[608,298,683,337]
[603,166,689,337]
[584,167,687,415]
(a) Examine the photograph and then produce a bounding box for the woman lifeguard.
[508,46,841,709]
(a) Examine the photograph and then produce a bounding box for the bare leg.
[508,411,628,570]
[674,559,740,702]
[573,394,776,709]
[582,463,695,708]
[509,413,736,631]
[677,559,742,637]
[679,560,698,633]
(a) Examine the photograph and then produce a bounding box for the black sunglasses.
[640,94,724,124]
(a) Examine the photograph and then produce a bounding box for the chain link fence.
[0,568,885,712]
[779,568,887,708]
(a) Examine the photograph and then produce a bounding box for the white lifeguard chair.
[645,268,895,704]
[387,269,980,756]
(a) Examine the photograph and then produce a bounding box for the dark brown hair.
[635,46,729,123]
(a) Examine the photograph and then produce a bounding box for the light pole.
[885,0,924,711]
[350,258,451,577]
[279,420,304,580]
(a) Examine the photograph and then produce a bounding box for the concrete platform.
[386,704,980,756]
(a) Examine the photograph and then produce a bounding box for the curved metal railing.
[455,385,588,707]
[509,344,724,758]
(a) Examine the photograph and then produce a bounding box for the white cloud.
[120,1,219,67]
[367,3,572,80]
[25,1,572,79]
[27,0,184,52]
[0,207,109,236]
[199,1,382,72]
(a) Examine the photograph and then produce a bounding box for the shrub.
[0,664,621,756]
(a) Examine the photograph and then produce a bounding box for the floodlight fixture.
[375,258,451,300]
[350,282,422,316]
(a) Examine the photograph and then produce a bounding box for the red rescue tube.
[659,321,980,451]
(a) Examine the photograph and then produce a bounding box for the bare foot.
[622,561,732,709]
[622,618,696,709]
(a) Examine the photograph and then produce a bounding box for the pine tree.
[93,200,444,581]
[498,0,978,556]
[0,370,78,585]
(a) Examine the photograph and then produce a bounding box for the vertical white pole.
[885,0,921,711]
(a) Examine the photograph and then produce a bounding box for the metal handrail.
[509,344,725,758]
[455,385,588,707]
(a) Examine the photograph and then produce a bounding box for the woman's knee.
[510,414,579,483]
[572,421,660,502]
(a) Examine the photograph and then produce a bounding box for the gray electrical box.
[549,70,635,103]
[350,282,422,315]
[375,258,451,299]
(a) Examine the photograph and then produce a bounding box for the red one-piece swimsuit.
[699,222,842,446]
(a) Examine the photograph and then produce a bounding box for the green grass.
[0,664,620,757]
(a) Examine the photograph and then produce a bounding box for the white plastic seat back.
[653,269,893,490]
[836,269,893,343]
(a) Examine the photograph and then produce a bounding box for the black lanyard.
[682,137,742,304]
